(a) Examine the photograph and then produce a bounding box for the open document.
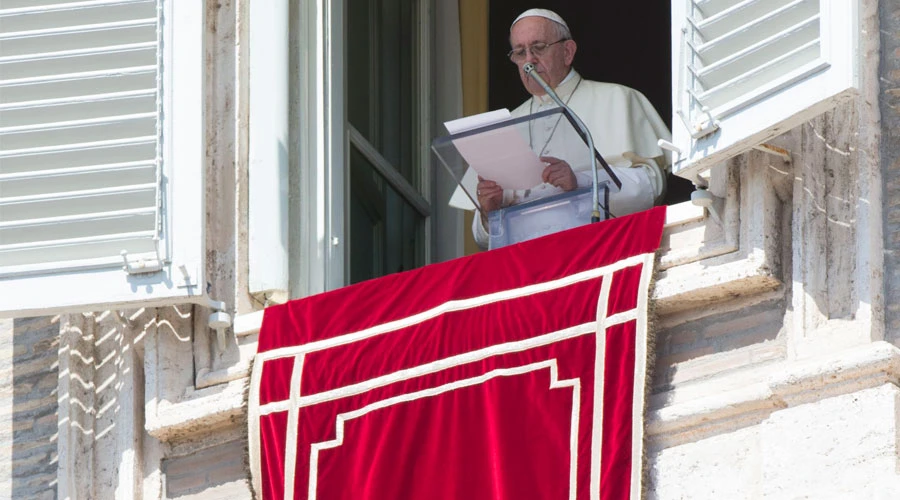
[443,109,545,206]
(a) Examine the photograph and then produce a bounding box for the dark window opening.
[488,1,693,205]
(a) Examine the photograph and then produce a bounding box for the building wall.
[882,1,900,345]
[2,1,899,499]
[0,318,59,500]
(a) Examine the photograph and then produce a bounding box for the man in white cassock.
[471,8,671,248]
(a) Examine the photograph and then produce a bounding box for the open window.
[0,1,206,317]
[670,0,859,181]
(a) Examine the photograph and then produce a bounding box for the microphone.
[523,63,612,223]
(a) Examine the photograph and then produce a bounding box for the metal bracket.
[120,250,164,275]
[691,186,724,226]
[175,265,233,351]
[208,309,232,352]
[679,96,720,140]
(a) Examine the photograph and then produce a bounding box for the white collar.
[533,69,579,105]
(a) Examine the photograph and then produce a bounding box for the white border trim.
[283,354,305,500]
[307,360,580,500]
[590,269,613,498]
[257,253,645,362]
[630,253,654,499]
[259,322,598,415]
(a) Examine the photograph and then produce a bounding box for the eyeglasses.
[507,39,568,63]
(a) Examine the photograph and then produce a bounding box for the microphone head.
[522,62,536,74]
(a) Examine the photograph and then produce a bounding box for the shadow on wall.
[7,312,148,498]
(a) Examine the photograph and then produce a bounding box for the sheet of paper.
[444,109,512,134]
[444,110,545,191]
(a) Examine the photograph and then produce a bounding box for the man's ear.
[564,40,577,66]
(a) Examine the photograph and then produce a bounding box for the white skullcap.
[510,8,569,31]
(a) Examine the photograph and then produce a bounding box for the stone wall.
[163,439,248,499]
[649,384,900,499]
[882,1,900,344]
[0,317,59,500]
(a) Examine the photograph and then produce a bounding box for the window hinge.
[121,250,164,275]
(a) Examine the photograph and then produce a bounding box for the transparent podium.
[432,107,616,250]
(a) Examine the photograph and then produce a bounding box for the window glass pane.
[349,146,424,284]
[347,0,416,184]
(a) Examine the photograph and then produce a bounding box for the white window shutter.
[670,0,859,180]
[0,0,206,317]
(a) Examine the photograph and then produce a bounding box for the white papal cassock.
[468,70,671,247]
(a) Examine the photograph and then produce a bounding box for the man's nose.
[524,49,540,64]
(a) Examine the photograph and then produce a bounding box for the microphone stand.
[523,63,616,223]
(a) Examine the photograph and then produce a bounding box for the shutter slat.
[682,0,822,122]
[0,232,158,271]
[0,164,155,197]
[1,231,156,252]
[0,0,154,16]
[0,111,156,134]
[1,24,157,59]
[1,212,156,249]
[1,93,155,128]
[0,41,157,64]
[0,89,154,111]
[698,40,822,112]
[0,142,156,174]
[0,207,155,229]
[0,18,155,40]
[0,183,156,208]
[694,0,816,62]
[0,48,157,81]
[0,209,156,249]
[0,65,155,90]
[0,160,155,182]
[0,136,156,158]
[692,0,744,18]
[694,0,796,39]
[0,2,157,32]
[0,0,161,272]
[694,15,819,90]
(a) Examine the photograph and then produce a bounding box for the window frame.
[290,0,437,296]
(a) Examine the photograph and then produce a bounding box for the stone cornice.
[646,341,900,447]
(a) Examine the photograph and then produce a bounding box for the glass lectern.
[432,107,616,250]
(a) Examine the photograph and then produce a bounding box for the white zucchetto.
[510,8,570,31]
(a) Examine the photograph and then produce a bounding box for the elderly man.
[472,8,671,247]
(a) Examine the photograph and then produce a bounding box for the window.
[265,0,462,298]
[670,0,859,181]
[346,0,430,283]
[0,0,205,317]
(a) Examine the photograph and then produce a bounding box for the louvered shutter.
[670,0,859,180]
[0,0,205,317]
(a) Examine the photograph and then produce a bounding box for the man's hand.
[476,177,503,225]
[540,156,577,191]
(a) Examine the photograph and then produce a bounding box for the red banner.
[249,207,666,499]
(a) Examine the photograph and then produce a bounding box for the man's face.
[509,17,576,96]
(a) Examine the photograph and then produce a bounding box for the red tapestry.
[249,206,666,500]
